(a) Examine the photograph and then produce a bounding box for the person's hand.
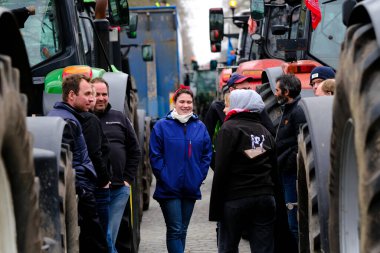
[124,181,130,187]
[102,181,110,188]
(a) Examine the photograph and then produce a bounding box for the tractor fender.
[27,116,79,251]
[103,71,128,113]
[298,96,334,252]
[299,96,334,187]
[261,66,284,94]
[349,0,380,49]
[27,116,66,163]
[43,92,61,115]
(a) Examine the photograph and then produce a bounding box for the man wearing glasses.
[310,66,335,95]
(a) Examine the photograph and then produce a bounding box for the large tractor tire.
[28,117,80,253]
[329,22,380,252]
[142,116,152,211]
[59,144,79,253]
[297,97,333,253]
[0,55,41,253]
[256,82,282,129]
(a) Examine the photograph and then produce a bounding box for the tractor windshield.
[2,0,61,66]
[308,0,345,69]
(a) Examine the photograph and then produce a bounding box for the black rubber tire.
[59,144,79,253]
[256,82,282,129]
[0,55,41,253]
[330,23,380,252]
[297,124,318,253]
[142,116,152,211]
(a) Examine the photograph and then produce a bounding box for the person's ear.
[68,90,75,101]
[284,89,290,96]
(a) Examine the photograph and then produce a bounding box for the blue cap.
[310,66,335,83]
[226,73,255,89]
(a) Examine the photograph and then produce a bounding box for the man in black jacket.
[80,84,112,239]
[274,74,306,246]
[92,77,141,253]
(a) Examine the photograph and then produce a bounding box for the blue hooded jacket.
[149,112,212,200]
[48,102,97,191]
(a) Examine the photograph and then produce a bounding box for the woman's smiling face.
[174,93,193,115]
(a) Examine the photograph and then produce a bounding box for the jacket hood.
[229,89,265,113]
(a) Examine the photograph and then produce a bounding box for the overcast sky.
[181,0,225,65]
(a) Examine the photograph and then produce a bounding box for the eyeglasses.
[310,79,323,87]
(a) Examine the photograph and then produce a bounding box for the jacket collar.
[53,101,86,120]
[225,111,261,122]
[94,103,112,117]
[165,110,199,122]
[283,95,301,110]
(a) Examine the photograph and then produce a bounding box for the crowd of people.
[51,64,335,253]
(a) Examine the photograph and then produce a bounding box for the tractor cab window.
[309,0,345,69]
[3,0,61,66]
[265,4,289,59]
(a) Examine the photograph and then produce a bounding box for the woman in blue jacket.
[149,87,212,253]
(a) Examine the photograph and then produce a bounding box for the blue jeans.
[218,195,276,253]
[107,185,130,253]
[282,171,298,241]
[95,187,110,237]
[159,198,196,253]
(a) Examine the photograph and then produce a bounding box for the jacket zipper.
[183,124,192,158]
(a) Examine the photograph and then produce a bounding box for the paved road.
[139,170,251,253]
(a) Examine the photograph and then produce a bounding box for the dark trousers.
[218,195,276,253]
[77,187,109,253]
[281,171,298,241]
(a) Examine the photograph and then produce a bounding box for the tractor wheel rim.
[339,119,359,252]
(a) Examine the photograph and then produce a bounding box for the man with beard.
[274,74,306,250]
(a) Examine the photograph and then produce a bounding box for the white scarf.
[171,108,193,123]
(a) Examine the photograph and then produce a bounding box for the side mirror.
[250,0,265,20]
[108,0,130,26]
[209,8,224,43]
[127,13,138,38]
[142,45,153,62]
[271,24,289,35]
[342,0,356,27]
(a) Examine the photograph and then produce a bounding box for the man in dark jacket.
[92,77,141,253]
[48,74,108,252]
[81,86,112,238]
[274,74,306,245]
